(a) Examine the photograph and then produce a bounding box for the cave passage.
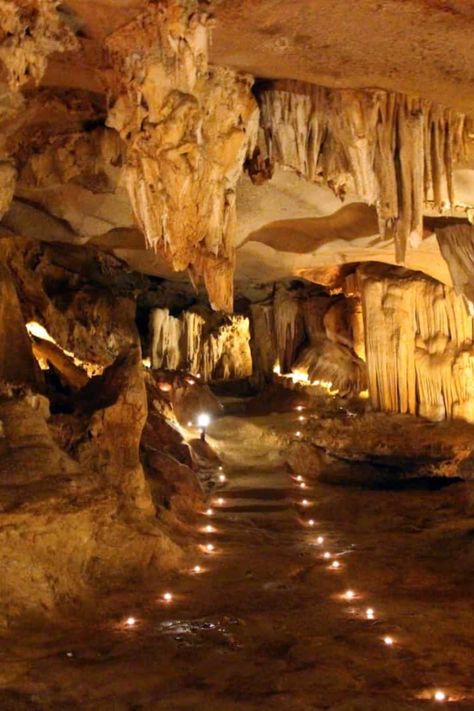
[1,400,472,710]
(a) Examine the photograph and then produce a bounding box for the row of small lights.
[292,404,449,705]
[119,402,451,704]
[122,410,227,629]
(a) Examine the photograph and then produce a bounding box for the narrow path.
[0,408,472,710]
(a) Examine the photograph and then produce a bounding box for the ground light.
[434,691,446,702]
[162,592,173,603]
[197,412,211,441]
[193,565,202,573]
[383,636,394,646]
[125,617,136,627]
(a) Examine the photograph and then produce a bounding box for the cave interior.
[0,1,473,708]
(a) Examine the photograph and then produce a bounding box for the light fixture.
[218,474,226,482]
[218,466,223,471]
[216,497,225,505]
[296,405,303,411]
[205,508,213,516]
[163,592,173,603]
[197,413,210,428]
[300,482,306,489]
[295,431,302,437]
[344,590,355,600]
[366,608,375,620]
[125,616,136,627]
[317,536,324,544]
[299,415,305,421]
[301,499,309,506]
[308,519,315,526]
[296,475,303,482]
[383,636,393,646]
[330,560,340,569]
[187,421,193,427]
[205,543,214,552]
[434,691,446,702]
[193,565,202,573]
[204,525,214,533]
[323,551,331,559]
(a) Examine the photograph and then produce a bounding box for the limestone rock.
[258,80,473,262]
[359,263,474,422]
[0,0,78,92]
[149,306,252,381]
[0,262,40,387]
[105,0,258,311]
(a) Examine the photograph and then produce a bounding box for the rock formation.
[105,0,258,311]
[149,306,252,381]
[359,263,474,422]
[258,80,473,263]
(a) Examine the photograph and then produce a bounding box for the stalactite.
[149,308,252,382]
[258,80,472,262]
[105,1,258,312]
[359,264,474,422]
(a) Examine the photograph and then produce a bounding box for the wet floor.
[0,408,473,710]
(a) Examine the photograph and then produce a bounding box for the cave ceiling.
[0,0,473,305]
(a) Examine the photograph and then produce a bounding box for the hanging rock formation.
[359,263,474,422]
[105,0,258,311]
[258,80,473,263]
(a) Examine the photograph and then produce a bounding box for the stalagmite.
[258,81,472,262]
[105,1,259,311]
[359,263,474,422]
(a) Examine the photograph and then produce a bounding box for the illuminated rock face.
[258,81,473,264]
[359,264,474,422]
[149,307,252,382]
[105,1,258,312]
[250,285,367,396]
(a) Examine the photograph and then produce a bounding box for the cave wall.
[359,263,474,422]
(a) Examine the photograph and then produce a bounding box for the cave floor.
[1,407,473,710]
